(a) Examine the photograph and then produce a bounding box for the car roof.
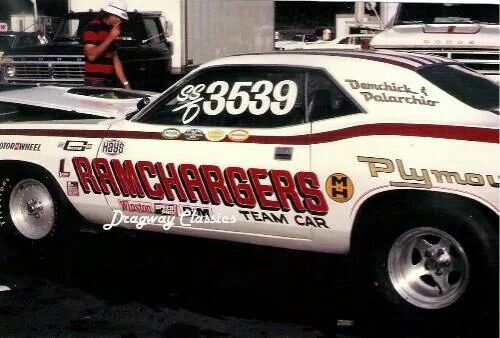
[201,50,453,72]
[0,86,158,118]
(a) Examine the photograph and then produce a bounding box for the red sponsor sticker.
[66,181,80,196]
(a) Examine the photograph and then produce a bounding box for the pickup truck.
[0,11,171,91]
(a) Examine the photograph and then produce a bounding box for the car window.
[0,35,15,50]
[417,64,499,112]
[305,35,318,43]
[338,37,350,44]
[140,66,306,128]
[307,71,362,121]
[143,18,162,44]
[15,35,39,48]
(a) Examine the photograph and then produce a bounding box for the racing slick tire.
[0,174,75,254]
[369,207,498,316]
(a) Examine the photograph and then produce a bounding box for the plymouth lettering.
[358,156,499,189]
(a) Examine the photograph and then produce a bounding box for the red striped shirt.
[83,18,115,81]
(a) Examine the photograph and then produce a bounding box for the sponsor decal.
[66,181,80,196]
[58,140,92,151]
[228,130,249,142]
[358,156,499,189]
[154,203,178,216]
[72,157,329,215]
[325,173,354,203]
[0,142,41,151]
[207,129,226,142]
[119,200,153,213]
[173,80,298,124]
[101,139,124,156]
[345,79,439,107]
[183,129,205,141]
[181,205,212,217]
[238,210,329,228]
[161,128,181,140]
[59,159,71,178]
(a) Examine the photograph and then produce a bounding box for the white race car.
[0,50,497,314]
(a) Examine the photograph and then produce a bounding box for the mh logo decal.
[325,173,354,203]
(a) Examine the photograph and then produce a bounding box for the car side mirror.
[137,97,151,111]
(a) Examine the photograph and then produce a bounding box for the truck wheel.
[371,211,498,314]
[0,175,65,249]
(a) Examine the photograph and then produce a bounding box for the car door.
[95,65,326,240]
[308,69,365,248]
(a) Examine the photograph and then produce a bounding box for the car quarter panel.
[0,123,112,224]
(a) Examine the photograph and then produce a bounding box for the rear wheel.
[369,209,498,315]
[387,227,469,309]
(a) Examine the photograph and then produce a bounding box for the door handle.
[274,147,293,161]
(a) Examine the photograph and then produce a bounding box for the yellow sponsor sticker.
[207,129,226,142]
[325,173,354,203]
[228,130,249,142]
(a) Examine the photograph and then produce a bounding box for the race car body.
[0,50,497,312]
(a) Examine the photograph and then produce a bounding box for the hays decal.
[71,157,329,216]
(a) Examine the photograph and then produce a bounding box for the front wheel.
[0,174,74,253]
[7,178,56,240]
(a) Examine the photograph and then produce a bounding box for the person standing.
[83,0,131,89]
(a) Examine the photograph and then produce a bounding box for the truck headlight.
[4,65,15,78]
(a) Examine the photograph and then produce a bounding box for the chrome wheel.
[387,227,469,309]
[9,179,55,240]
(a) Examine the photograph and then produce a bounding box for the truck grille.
[2,55,85,84]
[396,49,500,77]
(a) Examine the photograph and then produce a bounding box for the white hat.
[103,0,129,20]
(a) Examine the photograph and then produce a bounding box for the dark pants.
[84,79,115,88]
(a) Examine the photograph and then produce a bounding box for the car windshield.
[54,18,87,40]
[417,64,499,112]
[395,3,499,25]
[0,35,15,50]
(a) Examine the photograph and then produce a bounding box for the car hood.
[0,86,156,120]
[5,42,83,56]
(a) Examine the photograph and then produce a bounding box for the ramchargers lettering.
[358,156,499,189]
[72,157,329,215]
[0,142,41,151]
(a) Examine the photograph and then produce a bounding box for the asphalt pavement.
[0,227,497,337]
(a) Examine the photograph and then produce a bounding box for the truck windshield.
[418,65,499,112]
[395,3,499,25]
[0,35,15,50]
[54,18,88,41]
